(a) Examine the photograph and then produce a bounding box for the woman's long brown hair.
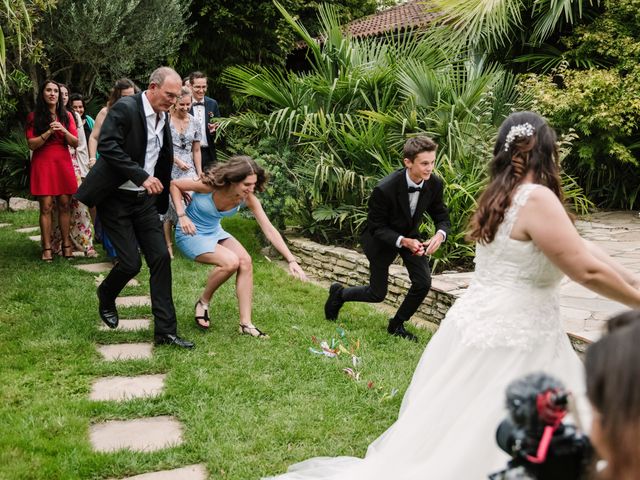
[201,155,268,192]
[467,111,563,244]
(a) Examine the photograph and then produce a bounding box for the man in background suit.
[324,136,451,341]
[188,71,221,171]
[76,66,194,349]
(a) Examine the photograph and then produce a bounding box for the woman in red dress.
[25,80,78,262]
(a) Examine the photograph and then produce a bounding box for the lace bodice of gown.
[451,183,565,351]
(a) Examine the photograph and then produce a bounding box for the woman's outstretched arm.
[245,193,308,281]
[518,186,640,308]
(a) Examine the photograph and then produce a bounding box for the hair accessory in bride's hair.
[504,123,535,151]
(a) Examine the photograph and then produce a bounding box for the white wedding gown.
[266,184,589,479]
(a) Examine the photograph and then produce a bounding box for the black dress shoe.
[324,282,344,321]
[154,334,195,349]
[97,287,118,329]
[387,322,418,342]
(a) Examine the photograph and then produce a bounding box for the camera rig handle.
[525,389,568,464]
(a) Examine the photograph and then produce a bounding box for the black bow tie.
[408,186,423,193]
[193,102,204,106]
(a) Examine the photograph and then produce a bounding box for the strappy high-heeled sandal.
[194,299,210,330]
[62,244,74,259]
[239,324,269,338]
[41,248,53,263]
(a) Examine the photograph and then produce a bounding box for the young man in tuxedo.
[188,71,221,171]
[76,66,194,349]
[324,136,450,341]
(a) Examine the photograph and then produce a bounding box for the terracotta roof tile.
[346,0,440,39]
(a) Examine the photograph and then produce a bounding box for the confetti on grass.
[308,327,399,400]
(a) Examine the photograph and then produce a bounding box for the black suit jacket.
[189,95,220,151]
[75,93,173,214]
[361,168,450,255]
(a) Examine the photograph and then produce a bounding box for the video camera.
[489,373,592,480]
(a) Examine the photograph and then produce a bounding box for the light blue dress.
[175,192,243,260]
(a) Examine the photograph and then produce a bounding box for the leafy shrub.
[0,129,30,199]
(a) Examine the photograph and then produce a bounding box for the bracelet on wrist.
[288,259,297,263]
[177,213,186,218]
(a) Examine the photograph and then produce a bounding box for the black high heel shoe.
[239,324,269,338]
[62,244,74,259]
[194,299,210,330]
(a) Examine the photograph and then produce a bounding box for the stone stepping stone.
[90,416,183,453]
[15,226,39,233]
[28,235,41,242]
[116,296,151,307]
[97,343,153,361]
[99,318,151,332]
[90,374,166,401]
[111,464,207,480]
[0,222,12,228]
[75,262,113,273]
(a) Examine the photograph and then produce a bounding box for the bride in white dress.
[265,112,640,479]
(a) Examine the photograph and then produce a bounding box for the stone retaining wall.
[287,236,588,354]
[288,236,454,329]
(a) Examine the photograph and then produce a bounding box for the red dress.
[25,111,78,196]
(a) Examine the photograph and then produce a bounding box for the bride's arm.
[520,187,640,308]
[582,239,640,288]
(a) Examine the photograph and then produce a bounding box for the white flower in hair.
[504,123,535,151]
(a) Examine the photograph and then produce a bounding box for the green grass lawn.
[0,210,431,480]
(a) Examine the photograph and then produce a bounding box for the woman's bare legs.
[219,237,253,328]
[57,194,72,256]
[38,195,54,260]
[194,243,241,329]
[163,221,174,259]
[194,237,258,334]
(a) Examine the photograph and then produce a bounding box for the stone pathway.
[98,318,151,332]
[0,222,11,228]
[97,343,154,361]
[15,226,40,233]
[89,416,183,453]
[90,374,166,401]
[79,260,206,479]
[109,464,208,480]
[431,211,640,349]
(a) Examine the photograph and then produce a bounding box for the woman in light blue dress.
[170,156,308,336]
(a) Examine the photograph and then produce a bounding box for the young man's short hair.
[403,136,438,162]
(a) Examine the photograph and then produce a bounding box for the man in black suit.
[325,136,450,341]
[188,71,221,171]
[76,66,194,349]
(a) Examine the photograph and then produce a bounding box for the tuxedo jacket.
[361,168,450,256]
[189,95,221,149]
[75,93,173,214]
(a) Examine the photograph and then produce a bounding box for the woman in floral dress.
[51,84,97,257]
[163,86,202,258]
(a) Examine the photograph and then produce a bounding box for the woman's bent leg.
[219,237,253,327]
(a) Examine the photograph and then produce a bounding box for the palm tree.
[219,1,591,268]
[430,0,602,72]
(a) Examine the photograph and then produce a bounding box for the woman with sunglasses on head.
[162,85,202,259]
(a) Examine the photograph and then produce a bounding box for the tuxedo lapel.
[394,172,412,222]
[135,94,148,159]
[415,185,432,221]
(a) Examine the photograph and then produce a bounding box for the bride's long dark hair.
[467,111,563,244]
